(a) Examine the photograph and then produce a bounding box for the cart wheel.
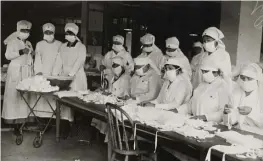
[33,136,42,148]
[16,135,23,145]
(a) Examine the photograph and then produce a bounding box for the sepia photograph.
[1,1,263,161]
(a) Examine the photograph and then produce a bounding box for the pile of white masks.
[175,125,215,139]
[16,75,59,92]
[78,91,124,105]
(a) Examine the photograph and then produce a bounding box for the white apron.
[33,40,62,118]
[2,39,33,121]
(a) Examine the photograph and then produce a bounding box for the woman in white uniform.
[224,63,263,132]
[100,35,134,87]
[33,23,62,118]
[2,20,34,134]
[92,56,131,141]
[142,57,193,111]
[54,23,87,138]
[130,57,162,103]
[191,27,232,90]
[160,37,192,79]
[137,33,164,72]
[176,56,229,123]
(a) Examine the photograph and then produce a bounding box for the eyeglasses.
[113,41,122,45]
[65,30,75,36]
[112,63,120,68]
[44,30,54,35]
[142,44,153,48]
[166,48,177,52]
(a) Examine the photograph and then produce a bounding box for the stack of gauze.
[216,131,263,149]
[16,75,59,92]
[173,119,216,139]
[79,92,122,105]
[121,105,186,130]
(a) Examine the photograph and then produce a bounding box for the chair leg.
[110,152,116,161]
[124,155,129,161]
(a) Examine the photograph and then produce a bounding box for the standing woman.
[33,23,62,118]
[55,23,87,138]
[2,20,34,134]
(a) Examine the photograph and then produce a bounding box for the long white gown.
[2,38,34,123]
[33,40,62,118]
[54,41,88,122]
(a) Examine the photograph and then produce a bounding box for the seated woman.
[176,56,229,123]
[91,56,131,141]
[130,57,162,103]
[142,57,193,111]
[223,63,263,131]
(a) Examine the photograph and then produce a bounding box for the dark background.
[1,1,221,65]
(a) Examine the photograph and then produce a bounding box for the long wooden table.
[55,97,263,161]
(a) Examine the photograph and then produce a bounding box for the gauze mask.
[65,35,76,43]
[19,32,30,40]
[44,34,54,42]
[142,47,153,53]
[240,80,258,92]
[203,71,216,83]
[203,41,216,53]
[112,45,123,53]
[113,66,122,76]
[166,69,177,82]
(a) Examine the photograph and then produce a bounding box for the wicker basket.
[45,76,73,90]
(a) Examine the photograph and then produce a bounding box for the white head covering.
[65,23,81,42]
[240,63,263,112]
[43,23,55,32]
[165,57,190,75]
[166,37,179,49]
[200,55,219,72]
[134,57,161,75]
[232,65,241,79]
[113,35,124,45]
[140,33,155,45]
[4,20,32,45]
[202,27,225,48]
[112,56,125,67]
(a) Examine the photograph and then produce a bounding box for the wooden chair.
[106,103,155,161]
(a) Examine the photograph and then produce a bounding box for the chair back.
[106,103,137,151]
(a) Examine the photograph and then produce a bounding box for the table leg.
[200,149,207,161]
[107,123,112,161]
[56,100,61,142]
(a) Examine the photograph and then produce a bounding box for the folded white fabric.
[216,131,263,149]
[55,91,79,98]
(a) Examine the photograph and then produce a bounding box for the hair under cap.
[65,23,79,35]
[166,37,179,49]
[17,20,32,31]
[43,23,55,32]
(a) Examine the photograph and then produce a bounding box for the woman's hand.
[224,104,233,114]
[238,106,252,115]
[190,115,207,121]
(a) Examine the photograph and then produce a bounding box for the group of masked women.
[2,20,87,136]
[2,20,263,141]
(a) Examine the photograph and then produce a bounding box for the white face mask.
[240,80,258,92]
[19,32,29,40]
[203,41,216,53]
[65,35,76,42]
[142,47,153,53]
[166,69,177,82]
[113,66,122,76]
[136,66,146,76]
[203,71,216,83]
[44,34,54,42]
[112,45,123,53]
